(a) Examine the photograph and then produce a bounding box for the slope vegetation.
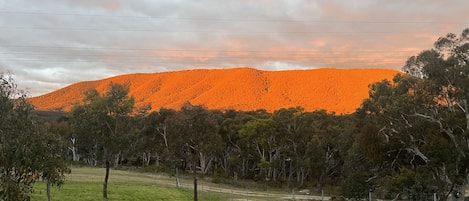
[29,68,398,114]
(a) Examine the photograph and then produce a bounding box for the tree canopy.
[0,73,68,201]
[70,83,135,200]
[356,28,469,201]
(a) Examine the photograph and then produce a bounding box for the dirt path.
[149,173,330,201]
[68,167,331,201]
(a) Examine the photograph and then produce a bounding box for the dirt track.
[68,167,331,201]
[150,173,331,201]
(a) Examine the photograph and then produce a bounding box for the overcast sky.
[1,0,468,96]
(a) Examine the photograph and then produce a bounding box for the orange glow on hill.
[29,68,398,114]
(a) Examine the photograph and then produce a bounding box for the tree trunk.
[242,159,246,177]
[103,160,110,200]
[46,178,52,201]
[155,154,159,166]
[69,137,79,161]
[450,185,465,201]
[176,168,180,188]
[199,152,214,174]
[113,153,120,168]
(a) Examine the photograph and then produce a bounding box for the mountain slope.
[29,68,399,114]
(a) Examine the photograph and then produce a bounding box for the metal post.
[369,191,372,201]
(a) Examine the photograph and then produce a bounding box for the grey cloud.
[1,0,469,96]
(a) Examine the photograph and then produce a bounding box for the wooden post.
[193,159,198,201]
[103,160,110,200]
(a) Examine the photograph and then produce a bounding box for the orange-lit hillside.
[29,68,399,114]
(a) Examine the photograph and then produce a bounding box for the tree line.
[1,28,468,201]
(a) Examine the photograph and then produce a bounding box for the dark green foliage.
[69,83,135,199]
[341,172,371,199]
[354,28,469,201]
[0,73,68,201]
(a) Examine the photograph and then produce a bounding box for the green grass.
[30,167,191,201]
[30,167,266,201]
[32,181,193,201]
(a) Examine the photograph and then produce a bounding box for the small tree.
[166,103,220,201]
[36,122,70,201]
[0,73,68,200]
[70,83,134,200]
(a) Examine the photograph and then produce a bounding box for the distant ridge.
[29,68,399,114]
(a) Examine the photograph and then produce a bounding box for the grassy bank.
[31,167,277,201]
[32,181,193,201]
[31,167,195,201]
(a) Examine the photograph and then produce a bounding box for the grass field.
[31,167,294,201]
[31,167,469,201]
[32,181,194,201]
[30,167,197,201]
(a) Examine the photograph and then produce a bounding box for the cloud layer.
[1,0,468,96]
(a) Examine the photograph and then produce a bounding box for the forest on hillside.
[1,28,469,201]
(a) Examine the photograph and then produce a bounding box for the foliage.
[0,73,68,201]
[355,28,469,200]
[69,83,135,199]
[341,171,371,199]
[31,181,194,201]
[67,100,352,196]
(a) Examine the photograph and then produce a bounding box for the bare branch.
[401,114,412,127]
[404,146,429,163]
[414,112,467,158]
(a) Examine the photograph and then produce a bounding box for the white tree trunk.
[199,152,213,174]
[69,137,80,161]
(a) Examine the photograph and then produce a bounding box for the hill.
[29,68,399,114]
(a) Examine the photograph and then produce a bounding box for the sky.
[0,0,468,96]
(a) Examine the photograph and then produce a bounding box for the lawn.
[31,167,195,201]
[31,167,266,201]
[32,181,193,201]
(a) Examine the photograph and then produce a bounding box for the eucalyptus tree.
[0,73,68,201]
[272,107,322,185]
[136,108,176,166]
[356,28,469,200]
[165,103,221,201]
[357,74,452,199]
[218,110,254,179]
[70,83,135,200]
[239,113,280,181]
[36,122,70,201]
[403,28,469,200]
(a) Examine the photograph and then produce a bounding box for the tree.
[239,114,279,181]
[36,122,70,201]
[402,28,469,200]
[136,108,176,167]
[0,73,68,200]
[70,83,135,200]
[357,74,451,200]
[165,103,221,201]
[356,28,469,200]
[273,107,320,185]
